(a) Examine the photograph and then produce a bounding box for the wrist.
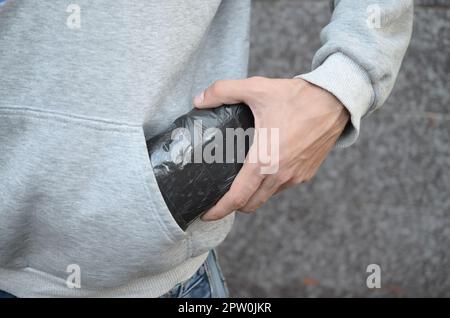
[293,78,349,123]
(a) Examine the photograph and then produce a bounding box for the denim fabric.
[0,290,15,298]
[161,249,229,298]
[0,250,228,298]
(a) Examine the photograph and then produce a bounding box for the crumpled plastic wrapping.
[146,103,254,230]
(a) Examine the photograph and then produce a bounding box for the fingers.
[193,78,255,109]
[239,175,280,212]
[202,150,264,221]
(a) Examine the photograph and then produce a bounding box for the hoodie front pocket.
[0,107,188,288]
[132,129,187,242]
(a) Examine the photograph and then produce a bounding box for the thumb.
[193,79,251,109]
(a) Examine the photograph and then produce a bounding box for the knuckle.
[276,173,291,185]
[239,206,256,214]
[249,76,265,84]
[240,195,271,213]
[248,76,267,92]
[259,197,269,206]
[303,172,316,183]
[210,80,224,95]
[293,177,304,185]
[232,195,248,208]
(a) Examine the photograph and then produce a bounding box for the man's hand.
[193,77,349,221]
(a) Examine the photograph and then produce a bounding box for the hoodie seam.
[0,106,142,132]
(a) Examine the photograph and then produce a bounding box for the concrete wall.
[219,0,450,297]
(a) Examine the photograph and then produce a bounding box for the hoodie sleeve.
[297,0,414,147]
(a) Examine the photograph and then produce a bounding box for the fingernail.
[194,91,204,106]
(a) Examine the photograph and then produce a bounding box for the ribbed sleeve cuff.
[296,52,374,147]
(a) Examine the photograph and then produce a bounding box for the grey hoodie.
[0,0,413,297]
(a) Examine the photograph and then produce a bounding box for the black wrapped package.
[146,103,254,230]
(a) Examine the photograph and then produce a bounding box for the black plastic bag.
[146,103,254,230]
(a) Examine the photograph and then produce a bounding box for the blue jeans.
[0,249,228,298]
[0,290,15,298]
[161,249,229,298]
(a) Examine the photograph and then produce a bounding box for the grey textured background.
[219,0,450,297]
